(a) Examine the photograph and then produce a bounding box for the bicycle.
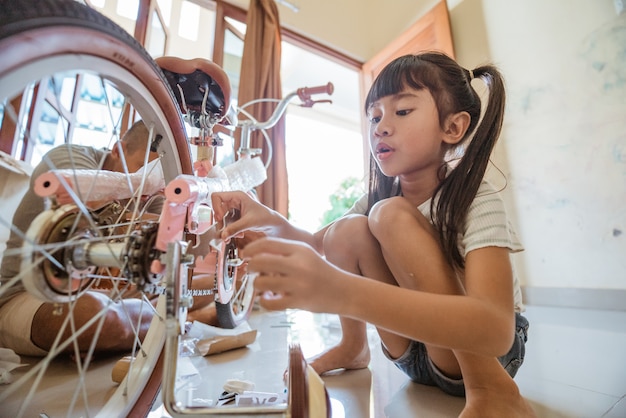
[0,0,333,416]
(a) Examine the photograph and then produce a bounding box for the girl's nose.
[374,120,390,137]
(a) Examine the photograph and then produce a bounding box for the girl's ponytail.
[433,64,506,270]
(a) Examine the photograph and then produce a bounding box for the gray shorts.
[383,313,529,397]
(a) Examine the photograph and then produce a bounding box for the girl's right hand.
[242,237,347,313]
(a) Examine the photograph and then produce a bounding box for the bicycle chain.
[141,282,215,297]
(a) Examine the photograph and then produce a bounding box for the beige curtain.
[237,0,287,216]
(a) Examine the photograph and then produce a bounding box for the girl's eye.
[396,109,411,116]
[369,115,381,123]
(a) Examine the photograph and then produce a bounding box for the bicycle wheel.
[0,1,192,417]
[215,241,256,329]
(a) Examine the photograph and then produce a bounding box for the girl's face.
[367,87,446,179]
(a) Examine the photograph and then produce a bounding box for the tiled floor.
[149,304,626,417]
[513,306,626,418]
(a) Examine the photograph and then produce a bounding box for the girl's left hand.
[242,237,347,313]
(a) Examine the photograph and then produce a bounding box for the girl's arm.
[211,191,329,254]
[244,237,516,358]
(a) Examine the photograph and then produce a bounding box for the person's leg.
[186,273,218,325]
[31,291,154,353]
[369,198,536,417]
[311,214,397,374]
[0,292,48,356]
[367,197,464,378]
[454,352,536,417]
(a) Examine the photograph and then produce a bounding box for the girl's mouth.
[375,142,393,159]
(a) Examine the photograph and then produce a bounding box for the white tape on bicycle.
[37,158,165,201]
[165,157,266,204]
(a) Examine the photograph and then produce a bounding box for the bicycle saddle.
[156,56,232,123]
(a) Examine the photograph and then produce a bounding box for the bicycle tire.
[215,265,256,329]
[0,1,191,417]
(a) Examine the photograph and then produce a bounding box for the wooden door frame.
[361,0,454,90]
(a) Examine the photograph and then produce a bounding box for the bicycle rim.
[0,1,191,417]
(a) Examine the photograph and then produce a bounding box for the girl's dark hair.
[364,52,505,270]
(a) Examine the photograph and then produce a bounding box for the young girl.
[212,52,536,417]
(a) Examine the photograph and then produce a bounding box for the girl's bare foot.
[308,341,370,375]
[461,385,537,418]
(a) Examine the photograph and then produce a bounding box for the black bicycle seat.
[156,56,231,122]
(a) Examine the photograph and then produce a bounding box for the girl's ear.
[442,111,471,145]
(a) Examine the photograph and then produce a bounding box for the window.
[87,0,137,40]
[146,9,167,57]
[178,1,200,41]
[211,10,365,231]
[116,0,139,20]
[166,2,216,59]
[156,0,172,25]
[281,42,364,231]
[11,73,125,167]
[221,17,246,99]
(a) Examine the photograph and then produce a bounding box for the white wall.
[450,0,626,291]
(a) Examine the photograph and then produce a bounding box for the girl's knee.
[323,214,373,263]
[368,197,430,240]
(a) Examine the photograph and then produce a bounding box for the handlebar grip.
[297,82,334,100]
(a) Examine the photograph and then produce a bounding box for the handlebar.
[239,82,333,131]
[297,82,334,107]
[237,82,333,157]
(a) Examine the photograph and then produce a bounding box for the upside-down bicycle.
[0,0,333,416]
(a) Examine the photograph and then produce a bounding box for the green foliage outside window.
[319,176,364,228]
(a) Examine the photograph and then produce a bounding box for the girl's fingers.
[252,276,294,310]
[211,191,247,221]
[252,272,290,293]
[246,254,294,284]
[212,192,269,241]
[241,238,328,312]
[242,236,308,259]
[220,219,247,241]
[258,291,289,311]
